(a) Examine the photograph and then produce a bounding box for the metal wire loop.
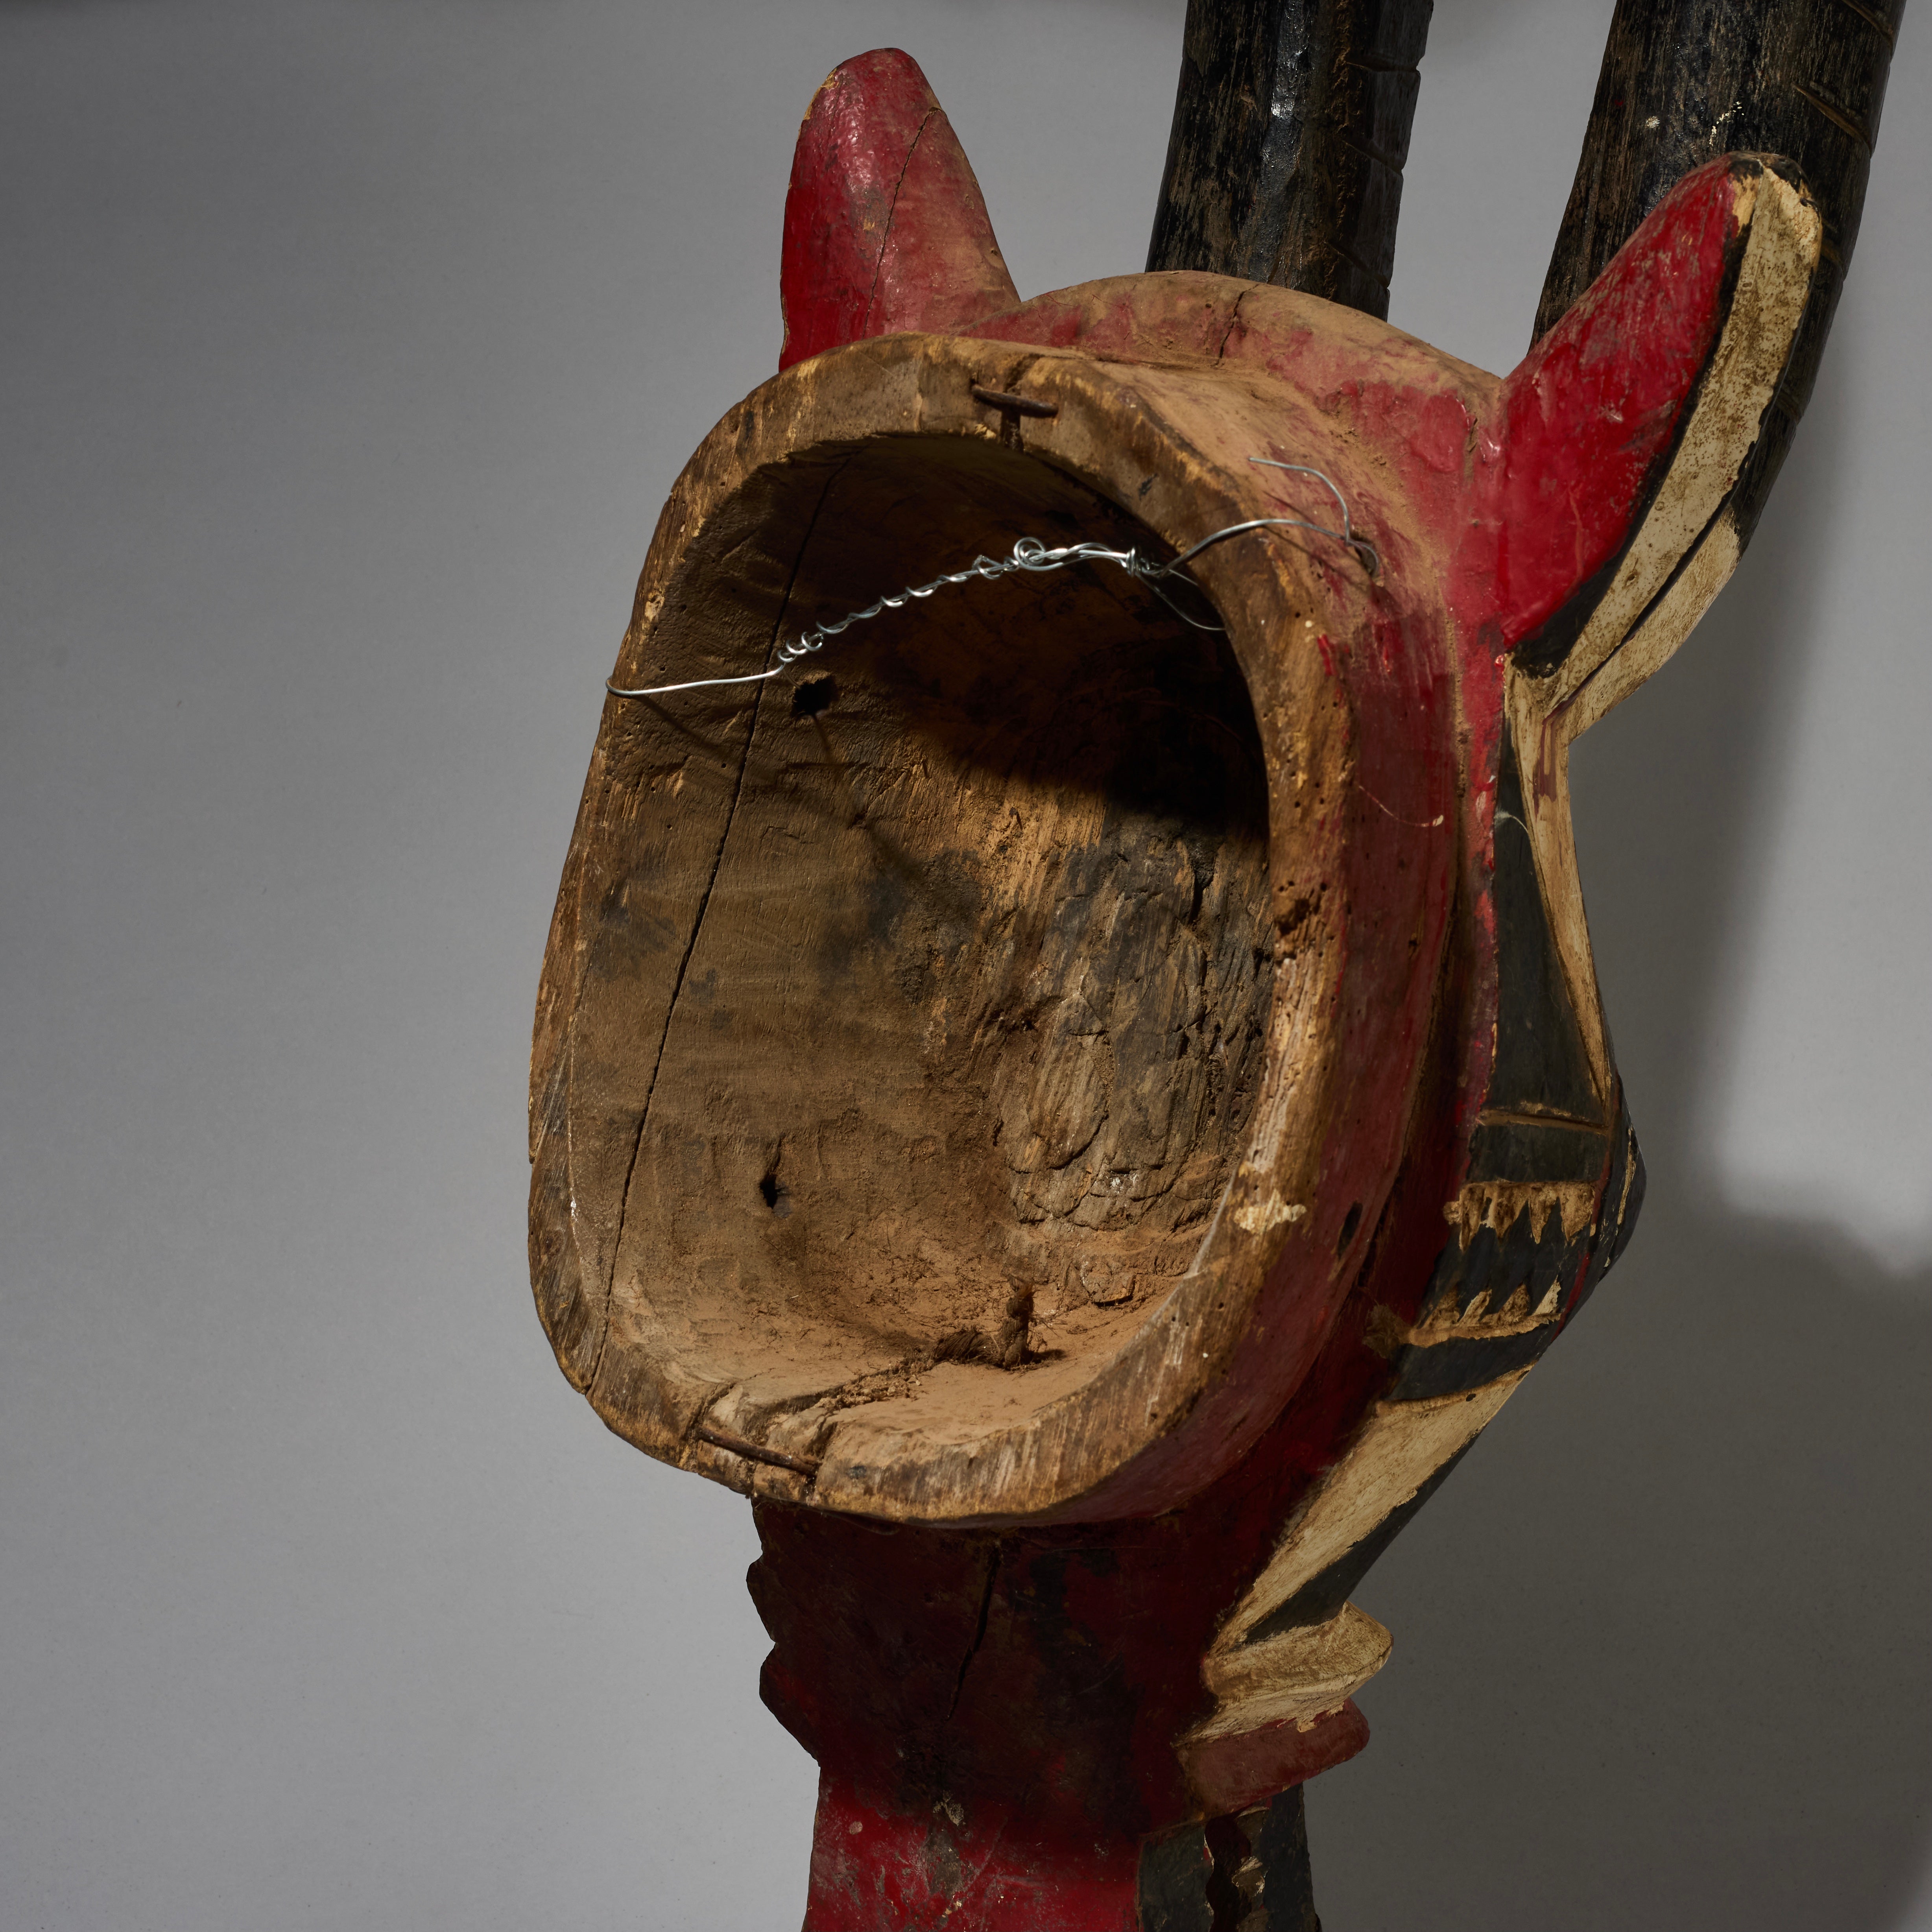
[607,459,1376,701]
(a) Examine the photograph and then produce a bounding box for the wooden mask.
[528,31,1887,1930]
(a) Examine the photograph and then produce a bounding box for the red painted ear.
[779,49,1020,372]
[1480,155,1819,671]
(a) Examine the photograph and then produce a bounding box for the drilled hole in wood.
[584,436,1276,1435]
[1336,1200,1362,1255]
[791,674,838,718]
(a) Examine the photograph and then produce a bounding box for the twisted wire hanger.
[606,456,1378,701]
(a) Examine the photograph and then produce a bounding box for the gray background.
[3,2,1926,1927]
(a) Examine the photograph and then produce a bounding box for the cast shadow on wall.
[1313,356,1932,1929]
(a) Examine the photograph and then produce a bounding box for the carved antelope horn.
[1146,0,1436,315]
[529,12,1904,1928]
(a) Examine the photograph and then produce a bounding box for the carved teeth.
[1444,1179,1597,1245]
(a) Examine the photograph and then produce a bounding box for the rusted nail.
[693,1423,821,1478]
[970,384,1059,418]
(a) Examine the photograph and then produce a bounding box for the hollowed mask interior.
[609,434,1275,1423]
